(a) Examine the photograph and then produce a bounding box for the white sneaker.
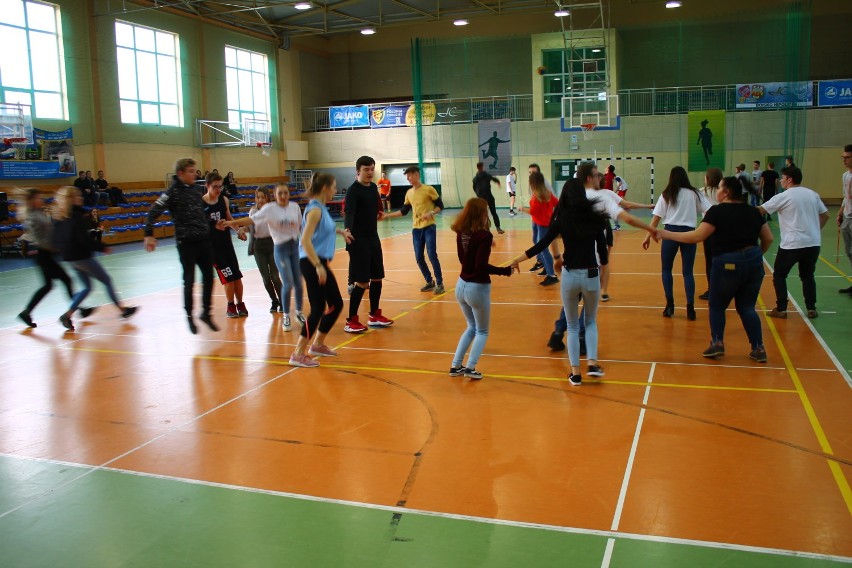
[282,314,291,331]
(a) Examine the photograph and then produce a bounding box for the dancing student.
[383,165,446,294]
[202,172,248,319]
[526,163,554,272]
[54,187,137,331]
[472,162,504,235]
[344,155,393,333]
[17,188,94,328]
[642,166,711,320]
[224,184,304,331]
[247,187,282,313]
[518,171,559,286]
[287,173,353,367]
[698,167,724,300]
[659,176,773,362]
[449,198,514,380]
[146,158,218,334]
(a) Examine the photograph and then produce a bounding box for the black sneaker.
[587,365,605,377]
[600,294,611,302]
[698,290,710,300]
[420,281,436,292]
[749,346,767,363]
[449,366,467,377]
[59,314,74,331]
[529,261,543,272]
[187,316,198,334]
[18,311,35,328]
[199,314,219,332]
[538,269,547,276]
[270,300,280,313]
[464,368,483,380]
[840,286,852,294]
[540,275,559,286]
[686,304,697,321]
[702,341,725,359]
[547,332,565,351]
[121,306,138,319]
[78,306,96,318]
[568,373,582,386]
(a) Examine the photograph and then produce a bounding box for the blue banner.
[817,80,852,107]
[735,82,813,108]
[329,105,369,128]
[0,127,75,178]
[369,105,408,128]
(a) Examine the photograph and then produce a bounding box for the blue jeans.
[68,258,122,312]
[412,224,442,286]
[555,305,585,336]
[708,246,765,348]
[661,224,697,304]
[533,223,555,277]
[452,278,491,369]
[274,240,303,314]
[561,268,600,366]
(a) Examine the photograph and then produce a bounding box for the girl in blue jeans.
[449,198,514,380]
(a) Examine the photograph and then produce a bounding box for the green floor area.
[0,456,848,567]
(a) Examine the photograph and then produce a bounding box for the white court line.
[601,363,655,568]
[0,452,849,564]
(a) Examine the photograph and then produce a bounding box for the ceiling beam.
[386,0,437,20]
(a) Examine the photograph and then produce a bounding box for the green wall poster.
[688,110,726,172]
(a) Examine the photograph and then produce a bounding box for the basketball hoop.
[4,137,29,160]
[580,123,596,141]
[256,142,272,157]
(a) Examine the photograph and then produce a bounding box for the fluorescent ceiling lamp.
[665,1,682,7]
[361,27,376,35]
[453,19,468,26]
[294,2,311,9]
[554,9,570,17]
[554,77,561,81]
[592,48,601,52]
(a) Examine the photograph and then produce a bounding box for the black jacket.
[472,171,498,198]
[54,206,106,261]
[145,176,210,244]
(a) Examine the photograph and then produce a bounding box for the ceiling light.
[453,19,468,26]
[360,27,376,35]
[554,9,570,17]
[665,1,682,7]
[294,1,311,9]
[592,48,601,53]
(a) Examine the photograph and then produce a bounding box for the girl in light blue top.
[289,173,354,367]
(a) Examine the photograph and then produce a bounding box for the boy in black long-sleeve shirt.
[472,162,504,234]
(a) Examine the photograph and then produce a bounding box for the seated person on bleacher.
[96,170,128,206]
[74,170,107,207]
[223,171,238,198]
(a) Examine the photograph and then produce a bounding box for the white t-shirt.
[615,176,628,191]
[506,173,516,194]
[652,189,711,228]
[249,201,302,244]
[843,171,852,217]
[752,169,763,185]
[585,188,623,220]
[761,185,828,249]
[249,205,271,238]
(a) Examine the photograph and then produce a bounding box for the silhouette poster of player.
[477,119,512,176]
[688,110,725,171]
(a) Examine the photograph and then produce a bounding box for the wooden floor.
[1,218,851,566]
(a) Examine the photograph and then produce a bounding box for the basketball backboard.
[0,102,34,144]
[561,93,620,132]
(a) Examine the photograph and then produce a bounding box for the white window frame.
[0,0,68,120]
[224,45,270,132]
[114,19,183,127]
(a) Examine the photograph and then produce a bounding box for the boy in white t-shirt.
[759,167,830,318]
[506,166,517,216]
[839,144,852,295]
[612,176,629,230]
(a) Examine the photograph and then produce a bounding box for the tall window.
[225,46,269,131]
[115,20,182,127]
[542,47,607,119]
[0,0,67,119]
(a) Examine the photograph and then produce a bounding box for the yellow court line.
[757,294,852,517]
[818,255,852,282]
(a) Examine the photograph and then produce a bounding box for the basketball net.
[5,137,28,160]
[257,142,272,157]
[580,123,596,141]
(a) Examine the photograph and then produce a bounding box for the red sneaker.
[226,303,238,318]
[368,309,394,327]
[236,302,248,317]
[344,315,368,334]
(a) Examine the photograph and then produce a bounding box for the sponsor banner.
[735,82,813,109]
[0,127,76,179]
[405,102,436,126]
[817,80,852,107]
[688,110,726,172]
[369,105,408,128]
[329,105,370,128]
[432,101,471,124]
[477,119,512,176]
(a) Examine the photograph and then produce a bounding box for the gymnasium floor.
[0,210,850,567]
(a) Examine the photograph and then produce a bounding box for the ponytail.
[308,172,335,197]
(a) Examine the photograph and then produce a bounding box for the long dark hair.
[662,166,697,207]
[555,178,609,239]
[720,175,751,202]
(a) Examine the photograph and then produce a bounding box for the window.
[225,46,269,132]
[541,47,607,119]
[0,0,67,119]
[115,20,182,126]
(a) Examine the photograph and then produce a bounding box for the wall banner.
[817,80,852,107]
[0,127,76,179]
[329,105,370,128]
[688,110,726,172]
[476,119,512,176]
[735,82,813,109]
[369,105,408,128]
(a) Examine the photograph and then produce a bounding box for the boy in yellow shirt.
[384,165,445,294]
